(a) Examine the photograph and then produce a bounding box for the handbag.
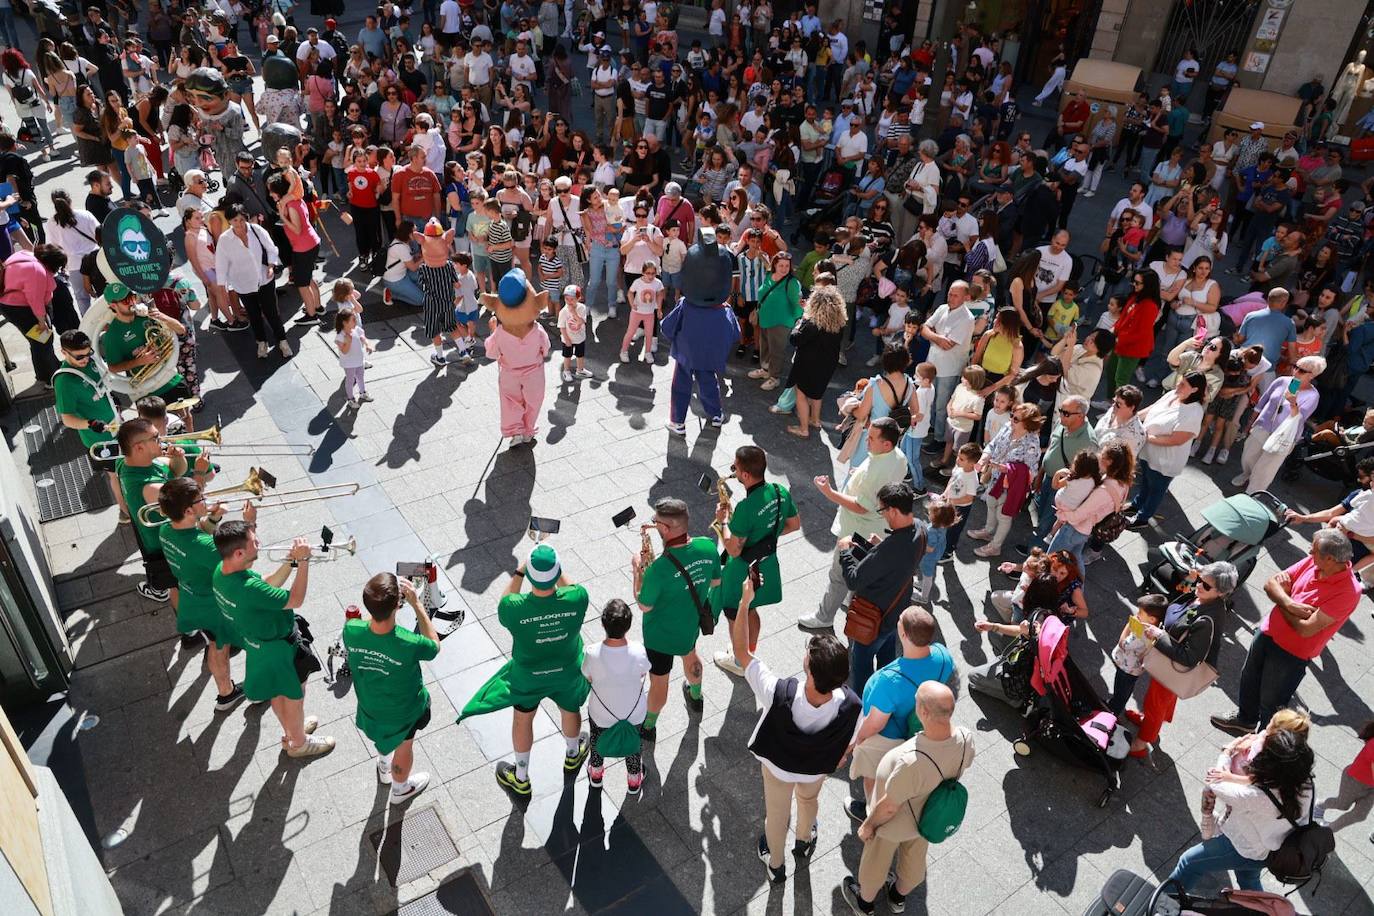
[554,196,587,265]
[665,550,714,636]
[1263,405,1303,455]
[1140,612,1217,700]
[287,614,323,683]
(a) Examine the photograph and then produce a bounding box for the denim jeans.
[1167,834,1266,893]
[932,374,958,441]
[850,631,897,694]
[586,243,620,312]
[1046,524,1091,576]
[384,271,425,307]
[1129,460,1174,523]
[1028,479,1057,549]
[1236,631,1310,728]
[643,117,668,141]
[1108,667,1139,715]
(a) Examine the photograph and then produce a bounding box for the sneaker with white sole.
[575,368,594,379]
[796,614,832,631]
[1230,473,1249,487]
[377,757,392,785]
[562,369,574,382]
[359,393,373,402]
[713,649,745,676]
[389,772,429,804]
[278,340,293,357]
[588,764,605,788]
[627,768,645,795]
[760,378,779,390]
[667,421,686,435]
[137,582,170,602]
[619,351,629,363]
[346,398,361,409]
[1201,447,1216,464]
[214,684,247,713]
[1216,448,1230,464]
[747,368,769,379]
[285,734,336,758]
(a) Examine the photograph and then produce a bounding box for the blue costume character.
[659,229,742,433]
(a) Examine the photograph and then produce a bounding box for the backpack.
[881,375,913,434]
[8,73,34,105]
[907,735,972,844]
[894,654,951,739]
[1258,785,1334,892]
[588,681,644,758]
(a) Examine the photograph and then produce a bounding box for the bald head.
[916,681,955,723]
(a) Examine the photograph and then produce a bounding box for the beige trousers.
[761,764,824,868]
[856,831,930,902]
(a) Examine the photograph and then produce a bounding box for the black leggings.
[238,283,288,345]
[0,302,59,382]
[589,720,643,774]
[350,204,382,264]
[1113,133,1142,169]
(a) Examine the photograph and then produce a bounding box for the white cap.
[1249,121,1264,130]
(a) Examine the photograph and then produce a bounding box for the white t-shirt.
[454,269,479,314]
[439,0,461,31]
[1034,246,1074,304]
[709,8,726,36]
[1110,197,1153,230]
[1150,261,1188,306]
[835,129,869,163]
[1142,394,1205,476]
[465,51,494,85]
[510,53,537,87]
[910,383,935,439]
[620,224,663,274]
[629,276,664,314]
[582,642,651,729]
[558,301,589,344]
[924,303,974,377]
[745,658,857,783]
[984,408,1010,445]
[1174,59,1199,83]
[946,465,979,502]
[382,239,413,282]
[336,326,366,369]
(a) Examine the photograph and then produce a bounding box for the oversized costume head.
[260,121,303,169]
[184,67,231,118]
[679,227,736,308]
[657,228,741,371]
[420,218,454,267]
[480,266,548,331]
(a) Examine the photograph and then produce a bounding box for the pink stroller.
[197,132,222,193]
[1012,613,1130,807]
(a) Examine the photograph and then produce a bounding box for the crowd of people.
[2,1,1374,911]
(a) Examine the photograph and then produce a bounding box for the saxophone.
[639,523,656,567]
[711,476,733,541]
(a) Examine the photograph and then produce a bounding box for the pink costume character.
[482,266,551,445]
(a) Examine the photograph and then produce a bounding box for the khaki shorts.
[849,734,904,780]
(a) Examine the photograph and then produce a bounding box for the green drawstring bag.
[591,682,644,758]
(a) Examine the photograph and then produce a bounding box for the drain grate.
[17,398,115,521]
[392,869,496,916]
[368,806,461,887]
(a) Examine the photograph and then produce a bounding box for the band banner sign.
[99,208,172,294]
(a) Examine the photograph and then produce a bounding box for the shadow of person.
[457,448,535,589]
[377,362,469,470]
[544,375,585,445]
[605,361,659,431]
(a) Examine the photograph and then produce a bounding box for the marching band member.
[212,520,336,759]
[632,498,722,739]
[713,446,802,676]
[53,330,128,523]
[158,477,254,712]
[97,282,195,428]
[115,418,211,603]
[347,573,441,805]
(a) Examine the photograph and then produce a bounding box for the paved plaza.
[2,10,1373,916]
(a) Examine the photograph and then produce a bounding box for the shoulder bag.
[843,546,917,645]
[665,549,715,636]
[737,484,787,565]
[1140,609,1217,699]
[554,195,587,265]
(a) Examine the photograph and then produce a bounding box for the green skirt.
[459,660,591,721]
[242,637,303,702]
[176,590,242,648]
[718,554,783,610]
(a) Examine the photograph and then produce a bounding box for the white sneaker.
[796,614,832,631]
[346,398,361,409]
[617,290,626,304]
[285,735,336,758]
[608,306,618,318]
[509,434,527,446]
[713,649,745,676]
[278,340,293,357]
[377,756,393,785]
[642,351,653,363]
[667,421,686,436]
[619,350,630,363]
[390,772,430,804]
[575,368,594,379]
[760,378,779,391]
[1201,447,1216,465]
[562,369,574,382]
[1190,439,1203,457]
[1216,448,1230,464]
[1230,473,1248,487]
[747,368,770,379]
[257,341,270,358]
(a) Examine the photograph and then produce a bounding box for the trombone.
[264,534,358,562]
[134,468,360,526]
[89,424,316,460]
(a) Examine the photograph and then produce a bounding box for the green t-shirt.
[343,619,439,752]
[497,584,589,698]
[99,315,184,397]
[719,483,798,610]
[52,362,115,447]
[756,274,803,329]
[159,523,235,639]
[116,458,174,550]
[213,567,292,645]
[638,537,721,656]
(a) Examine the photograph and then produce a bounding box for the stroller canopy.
[1200,495,1275,547]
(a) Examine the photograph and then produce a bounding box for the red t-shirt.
[395,165,441,220]
[1261,556,1360,660]
[346,167,381,208]
[1061,100,1091,129]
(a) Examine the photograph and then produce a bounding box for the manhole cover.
[368,806,460,887]
[393,869,495,916]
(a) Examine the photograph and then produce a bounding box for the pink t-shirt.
[282,198,321,253]
[485,322,550,373]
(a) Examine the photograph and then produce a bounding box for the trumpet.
[710,476,733,542]
[264,534,358,562]
[639,523,656,566]
[89,424,316,459]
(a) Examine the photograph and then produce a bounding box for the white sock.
[565,734,581,756]
[514,752,531,781]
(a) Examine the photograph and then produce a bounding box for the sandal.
[786,426,810,438]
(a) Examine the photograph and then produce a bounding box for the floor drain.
[368,806,460,887]
[393,869,495,916]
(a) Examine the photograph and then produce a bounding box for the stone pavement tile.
[66,640,172,715]
[96,606,180,659]
[910,845,1022,915]
[47,525,140,578]
[437,660,557,762]
[224,755,348,858]
[994,879,1076,916]
[252,716,371,783]
[171,854,317,916]
[484,856,588,916]
[106,824,236,914]
[418,722,490,786]
[465,806,559,893]
[1023,852,1114,915]
[322,739,442,830]
[421,613,502,681]
[1074,786,1203,889]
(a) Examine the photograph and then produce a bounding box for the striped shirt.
[486,218,513,262]
[538,253,564,284]
[738,251,769,302]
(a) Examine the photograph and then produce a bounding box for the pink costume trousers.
[499,365,545,437]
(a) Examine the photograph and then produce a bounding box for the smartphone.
[611,507,636,529]
[396,561,428,578]
[256,468,278,489]
[319,526,334,547]
[696,472,715,494]
[1194,317,1207,341]
[528,516,561,536]
[748,559,762,589]
[1288,378,1301,395]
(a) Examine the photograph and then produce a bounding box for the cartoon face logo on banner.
[100,208,172,294]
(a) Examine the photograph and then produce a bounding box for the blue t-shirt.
[861,645,955,740]
[1239,309,1296,365]
[357,26,387,59]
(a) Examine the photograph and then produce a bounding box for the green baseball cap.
[526,544,561,588]
[105,282,132,303]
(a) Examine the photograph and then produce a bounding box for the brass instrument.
[90,424,315,459]
[136,467,268,526]
[135,469,361,526]
[710,476,733,541]
[164,396,201,413]
[128,320,177,387]
[639,523,656,567]
[264,534,358,562]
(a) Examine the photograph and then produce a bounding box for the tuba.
[79,294,182,400]
[129,319,178,387]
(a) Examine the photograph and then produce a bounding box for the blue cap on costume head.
[498,268,528,306]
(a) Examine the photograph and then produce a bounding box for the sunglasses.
[66,351,92,360]
[1196,579,1215,592]
[1058,409,1082,417]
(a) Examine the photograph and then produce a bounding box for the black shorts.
[159,379,193,405]
[562,341,585,358]
[404,703,432,741]
[289,245,319,288]
[646,647,676,676]
[141,545,177,591]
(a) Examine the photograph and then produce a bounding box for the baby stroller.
[1010,613,1129,808]
[1141,491,1288,596]
[196,133,223,193]
[791,165,848,245]
[1292,408,1374,487]
[1086,871,1305,916]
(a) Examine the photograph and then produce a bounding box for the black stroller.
[1141,491,1288,596]
[791,165,849,245]
[1086,870,1307,915]
[1009,613,1129,808]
